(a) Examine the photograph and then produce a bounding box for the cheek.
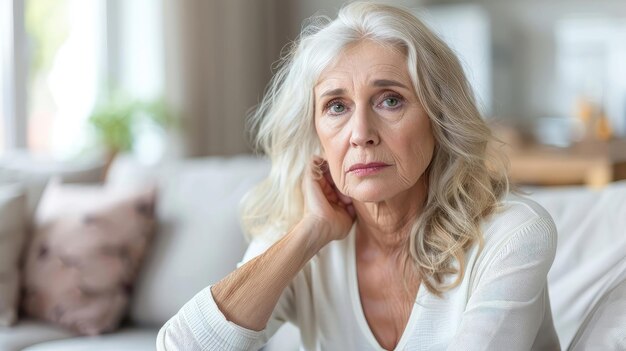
[411,134,434,169]
[315,120,334,160]
[393,126,435,180]
[315,120,349,186]
[408,112,435,163]
[327,147,349,189]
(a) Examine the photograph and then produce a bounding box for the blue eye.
[383,97,399,107]
[326,100,347,115]
[330,103,346,113]
[378,93,404,110]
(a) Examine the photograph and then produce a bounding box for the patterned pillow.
[0,183,27,327]
[21,179,156,335]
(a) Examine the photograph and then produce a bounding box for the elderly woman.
[157,3,560,350]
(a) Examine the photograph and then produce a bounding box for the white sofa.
[0,155,624,350]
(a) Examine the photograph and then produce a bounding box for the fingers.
[304,157,330,203]
[314,159,336,195]
[336,190,352,206]
[304,156,357,224]
[308,156,354,207]
[310,156,325,180]
[314,160,338,203]
[318,159,352,207]
[346,203,356,218]
[321,162,333,185]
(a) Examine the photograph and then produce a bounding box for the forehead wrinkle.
[314,71,404,96]
[317,62,408,88]
[315,46,411,98]
[315,75,354,100]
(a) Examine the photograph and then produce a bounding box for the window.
[0,0,24,154]
[1,0,165,161]
[25,0,105,159]
[0,0,105,160]
[0,25,6,155]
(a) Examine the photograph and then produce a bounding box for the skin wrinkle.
[314,42,434,248]
[313,40,435,349]
[212,6,512,350]
[213,216,326,332]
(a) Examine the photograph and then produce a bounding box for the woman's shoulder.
[483,192,556,233]
[478,192,558,260]
[500,192,554,220]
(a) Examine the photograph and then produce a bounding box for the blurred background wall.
[162,0,431,156]
[2,0,626,167]
[164,0,626,157]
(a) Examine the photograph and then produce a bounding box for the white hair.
[241,2,509,296]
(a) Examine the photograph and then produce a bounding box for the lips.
[347,162,390,175]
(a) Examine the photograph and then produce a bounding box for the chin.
[345,182,401,203]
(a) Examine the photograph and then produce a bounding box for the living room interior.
[0,0,624,350]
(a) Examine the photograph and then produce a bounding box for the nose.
[349,106,380,148]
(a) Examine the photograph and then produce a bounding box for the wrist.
[295,216,333,252]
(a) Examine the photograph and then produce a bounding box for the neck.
[353,175,429,256]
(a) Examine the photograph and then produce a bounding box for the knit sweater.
[156,195,561,350]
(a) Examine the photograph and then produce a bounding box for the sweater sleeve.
[156,237,296,351]
[447,216,559,351]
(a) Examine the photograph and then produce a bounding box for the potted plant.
[88,91,175,177]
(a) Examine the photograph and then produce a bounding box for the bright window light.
[25,0,105,160]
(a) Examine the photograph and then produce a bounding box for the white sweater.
[156,195,561,350]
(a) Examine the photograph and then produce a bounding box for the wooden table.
[506,139,626,188]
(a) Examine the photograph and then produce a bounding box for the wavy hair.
[240,2,509,297]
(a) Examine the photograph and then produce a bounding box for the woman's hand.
[302,156,356,244]
[209,158,354,332]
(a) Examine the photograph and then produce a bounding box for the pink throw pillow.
[21,180,157,335]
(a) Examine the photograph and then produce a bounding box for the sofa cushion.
[0,184,27,326]
[20,327,158,351]
[126,156,270,326]
[21,180,157,335]
[527,180,626,349]
[0,151,105,219]
[568,278,626,350]
[0,318,79,351]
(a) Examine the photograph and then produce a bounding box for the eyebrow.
[318,79,410,98]
[372,79,410,90]
[320,88,346,98]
